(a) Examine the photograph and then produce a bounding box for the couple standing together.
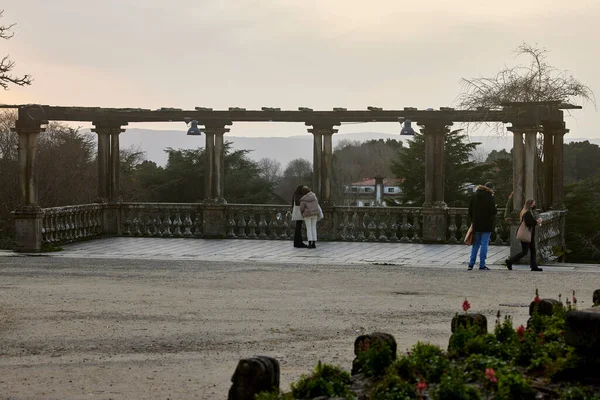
[468,182,543,271]
[291,185,323,249]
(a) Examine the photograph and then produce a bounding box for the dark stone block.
[451,313,488,334]
[228,356,280,400]
[529,298,562,316]
[351,332,397,375]
[565,308,600,355]
[593,289,600,306]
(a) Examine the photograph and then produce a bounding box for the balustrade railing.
[39,203,513,247]
[120,203,203,238]
[41,204,103,245]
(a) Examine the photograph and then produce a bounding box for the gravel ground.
[0,256,598,399]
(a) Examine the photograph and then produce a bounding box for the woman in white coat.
[299,186,322,249]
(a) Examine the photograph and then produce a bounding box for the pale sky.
[2,0,599,138]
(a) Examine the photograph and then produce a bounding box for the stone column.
[12,119,46,252]
[203,123,230,202]
[92,122,127,235]
[307,124,338,205]
[311,130,323,199]
[204,130,215,200]
[201,123,230,239]
[524,128,538,201]
[551,122,567,209]
[418,120,450,242]
[542,130,554,210]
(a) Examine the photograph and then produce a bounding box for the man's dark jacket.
[468,185,498,232]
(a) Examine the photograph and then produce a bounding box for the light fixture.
[400,119,415,136]
[184,118,202,136]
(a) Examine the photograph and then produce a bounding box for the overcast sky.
[2,0,598,138]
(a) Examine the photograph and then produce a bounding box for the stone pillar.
[311,130,322,199]
[418,120,450,242]
[92,122,127,203]
[551,123,567,209]
[204,130,215,200]
[203,123,230,202]
[92,122,127,235]
[307,124,338,205]
[542,130,554,210]
[524,128,538,201]
[12,119,46,252]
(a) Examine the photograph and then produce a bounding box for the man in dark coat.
[467,181,498,270]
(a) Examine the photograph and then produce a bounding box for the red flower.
[417,381,428,392]
[534,295,541,303]
[462,299,471,313]
[485,368,498,383]
[516,325,526,339]
[573,290,577,305]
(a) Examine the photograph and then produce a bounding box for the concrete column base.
[202,205,227,238]
[13,207,43,252]
[421,206,447,243]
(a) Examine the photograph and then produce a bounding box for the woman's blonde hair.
[520,199,535,220]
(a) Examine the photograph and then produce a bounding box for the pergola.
[9,102,576,253]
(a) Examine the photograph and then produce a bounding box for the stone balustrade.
[40,203,512,248]
[41,204,104,245]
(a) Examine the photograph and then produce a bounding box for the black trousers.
[293,220,305,247]
[508,239,537,268]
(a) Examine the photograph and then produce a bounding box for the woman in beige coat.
[299,186,321,249]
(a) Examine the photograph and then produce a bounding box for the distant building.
[343,175,403,206]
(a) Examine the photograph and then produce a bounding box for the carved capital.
[92,121,128,134]
[12,119,47,135]
[542,121,569,136]
[202,122,231,135]
[305,121,340,136]
[507,125,540,135]
[417,120,452,134]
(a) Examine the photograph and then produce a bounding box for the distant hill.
[107,128,600,168]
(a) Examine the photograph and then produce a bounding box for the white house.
[343,175,403,206]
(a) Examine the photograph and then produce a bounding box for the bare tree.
[0,10,32,90]
[257,157,282,183]
[458,43,595,110]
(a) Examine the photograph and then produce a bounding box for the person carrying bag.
[505,199,543,271]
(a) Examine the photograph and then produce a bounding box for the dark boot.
[505,259,513,270]
[308,241,316,249]
[531,266,543,271]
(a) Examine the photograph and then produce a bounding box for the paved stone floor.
[6,237,515,268]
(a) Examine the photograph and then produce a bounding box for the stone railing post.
[92,121,127,235]
[418,120,451,242]
[12,119,46,252]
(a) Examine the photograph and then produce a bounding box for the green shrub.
[290,361,355,400]
[370,374,417,400]
[496,372,534,400]
[357,339,396,377]
[431,370,480,400]
[255,389,292,400]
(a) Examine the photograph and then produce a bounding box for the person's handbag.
[317,205,324,221]
[464,224,474,245]
[516,222,532,243]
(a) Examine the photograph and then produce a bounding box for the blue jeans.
[469,232,492,268]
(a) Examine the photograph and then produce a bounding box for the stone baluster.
[247,213,257,239]
[237,213,247,238]
[258,211,268,239]
[143,214,153,236]
[447,209,458,243]
[411,210,422,243]
[269,211,279,239]
[366,213,377,241]
[226,212,236,238]
[355,212,365,241]
[378,215,388,241]
[338,212,348,240]
[459,214,469,243]
[191,214,201,238]
[162,211,173,237]
[182,213,193,237]
[172,212,183,237]
[389,214,399,242]
[399,211,410,242]
[132,212,142,236]
[348,212,358,241]
[49,213,56,243]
